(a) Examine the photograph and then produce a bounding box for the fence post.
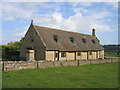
[37,61,39,68]
[90,59,92,65]
[77,60,79,66]
[60,61,62,66]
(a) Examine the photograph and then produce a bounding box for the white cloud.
[30,9,113,34]
[2,0,119,2]
[3,3,33,21]
[4,16,14,21]
[106,2,118,8]
[2,2,117,44]
[2,2,58,21]
[80,2,92,6]
[71,2,92,7]
[52,12,63,22]
[14,26,28,37]
[15,31,27,37]
[91,11,111,19]
[0,3,2,19]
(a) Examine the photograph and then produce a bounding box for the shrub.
[2,46,20,61]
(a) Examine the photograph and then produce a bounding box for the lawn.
[2,62,119,88]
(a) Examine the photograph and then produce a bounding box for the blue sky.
[1,2,118,45]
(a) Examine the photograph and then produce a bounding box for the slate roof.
[33,24,104,51]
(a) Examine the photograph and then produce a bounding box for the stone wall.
[61,60,78,66]
[2,61,37,71]
[79,60,90,65]
[38,61,55,68]
[1,58,119,71]
[90,59,100,64]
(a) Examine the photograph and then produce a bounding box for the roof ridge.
[34,25,92,36]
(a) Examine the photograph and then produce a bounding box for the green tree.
[7,37,24,48]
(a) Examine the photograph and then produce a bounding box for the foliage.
[103,45,119,53]
[7,41,22,48]
[2,62,119,88]
[2,46,20,61]
[103,45,120,58]
[105,52,120,57]
[2,39,24,60]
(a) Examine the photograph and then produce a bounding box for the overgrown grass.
[2,62,119,88]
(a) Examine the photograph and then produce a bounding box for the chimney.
[92,28,96,36]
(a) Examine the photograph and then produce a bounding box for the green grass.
[105,56,119,59]
[2,62,119,88]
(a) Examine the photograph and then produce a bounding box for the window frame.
[77,52,81,56]
[91,40,95,44]
[53,35,58,42]
[61,52,66,57]
[82,38,86,44]
[55,53,58,58]
[89,51,92,55]
[31,39,33,42]
[70,37,76,44]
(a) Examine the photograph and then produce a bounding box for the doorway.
[54,51,59,61]
[26,49,35,61]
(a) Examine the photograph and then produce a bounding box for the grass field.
[2,62,119,88]
[105,56,119,59]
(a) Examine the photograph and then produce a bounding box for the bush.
[2,46,20,61]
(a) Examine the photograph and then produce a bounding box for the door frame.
[26,47,35,61]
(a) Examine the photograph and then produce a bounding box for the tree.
[7,37,24,48]
[7,41,15,46]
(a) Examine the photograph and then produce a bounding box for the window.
[82,39,86,43]
[53,35,58,42]
[31,39,33,42]
[89,51,92,55]
[91,40,95,44]
[70,37,74,43]
[55,53,58,58]
[61,52,66,57]
[70,37,76,44]
[77,52,81,56]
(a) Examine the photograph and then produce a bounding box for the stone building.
[20,21,104,61]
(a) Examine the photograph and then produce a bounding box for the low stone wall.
[79,60,90,65]
[90,59,100,64]
[61,60,78,66]
[54,61,62,67]
[1,58,119,71]
[99,59,107,63]
[111,58,119,62]
[2,61,37,71]
[38,61,55,68]
[106,59,112,63]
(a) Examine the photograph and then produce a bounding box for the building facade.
[20,21,104,61]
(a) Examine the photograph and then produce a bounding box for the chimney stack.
[92,28,96,36]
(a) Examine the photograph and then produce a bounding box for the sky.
[1,2,118,45]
